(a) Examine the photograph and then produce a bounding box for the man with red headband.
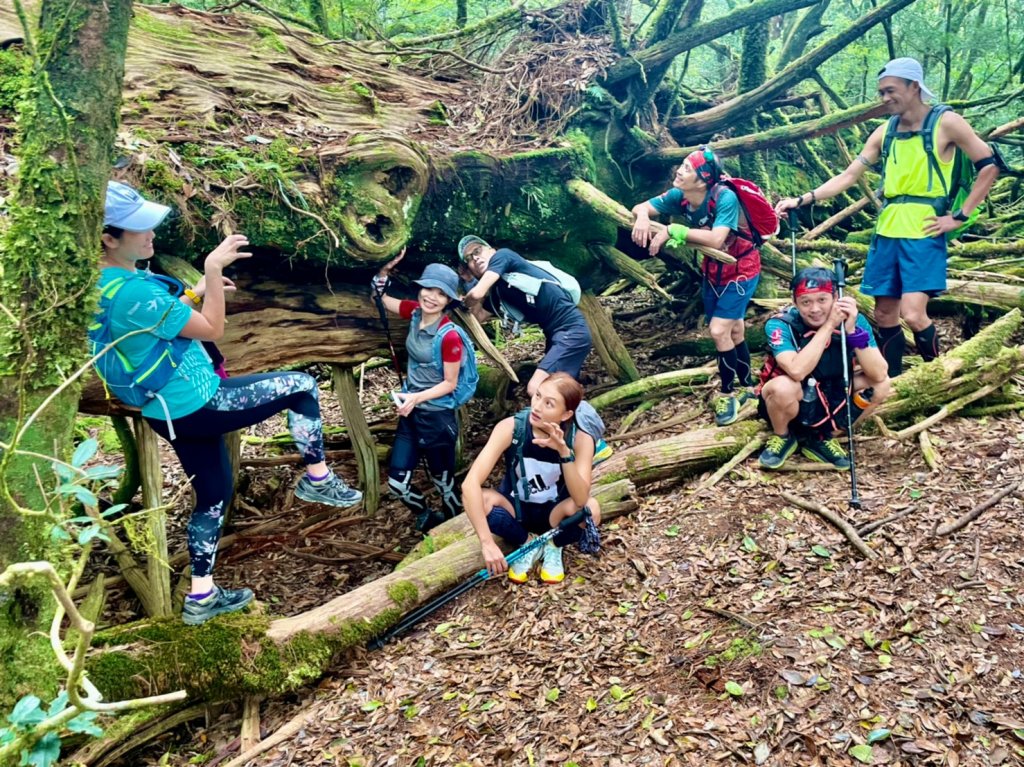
[775,57,999,377]
[632,147,762,426]
[756,267,891,470]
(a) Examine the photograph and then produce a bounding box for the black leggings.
[146,372,326,578]
[386,408,460,519]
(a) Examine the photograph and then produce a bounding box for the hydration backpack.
[408,312,479,409]
[88,272,192,410]
[500,261,581,314]
[504,402,606,517]
[712,178,780,246]
[879,104,1009,238]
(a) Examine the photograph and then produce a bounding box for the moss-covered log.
[873,309,1024,427]
[578,294,641,383]
[656,97,886,163]
[589,363,717,409]
[593,421,765,486]
[86,479,636,700]
[0,5,613,273]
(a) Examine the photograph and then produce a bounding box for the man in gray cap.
[457,234,592,398]
[775,57,999,377]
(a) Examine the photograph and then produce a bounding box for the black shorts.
[539,321,592,379]
[758,378,848,439]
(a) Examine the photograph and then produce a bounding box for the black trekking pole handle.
[832,258,861,509]
[787,209,798,279]
[372,285,405,389]
[367,508,592,650]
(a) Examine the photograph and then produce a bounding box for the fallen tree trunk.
[873,309,1024,428]
[84,480,636,700]
[668,0,918,139]
[600,0,818,86]
[655,102,887,162]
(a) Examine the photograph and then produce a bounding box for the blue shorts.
[703,275,759,322]
[539,321,592,378]
[861,234,947,297]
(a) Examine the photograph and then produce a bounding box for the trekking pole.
[832,258,861,509]
[367,508,591,650]
[372,282,405,389]
[787,209,798,278]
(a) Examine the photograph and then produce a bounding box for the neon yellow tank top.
[876,114,955,239]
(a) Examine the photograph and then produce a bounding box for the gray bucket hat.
[414,263,461,303]
[457,234,490,262]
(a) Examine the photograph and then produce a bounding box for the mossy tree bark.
[736,18,771,189]
[0,0,132,708]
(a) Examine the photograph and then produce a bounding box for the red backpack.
[711,178,780,246]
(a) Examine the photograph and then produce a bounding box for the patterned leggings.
[146,372,326,578]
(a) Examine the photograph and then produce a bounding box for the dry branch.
[805,197,874,240]
[699,435,766,489]
[779,491,878,560]
[933,479,1022,536]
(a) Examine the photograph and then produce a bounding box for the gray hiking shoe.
[295,473,363,508]
[182,585,254,626]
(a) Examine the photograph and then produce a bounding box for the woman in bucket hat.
[372,250,476,533]
[96,181,363,626]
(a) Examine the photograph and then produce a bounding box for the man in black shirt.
[459,235,592,397]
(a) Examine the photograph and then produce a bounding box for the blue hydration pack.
[406,313,479,409]
[88,272,191,411]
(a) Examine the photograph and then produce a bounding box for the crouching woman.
[461,373,601,584]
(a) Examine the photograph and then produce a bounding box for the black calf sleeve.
[735,341,752,387]
[876,325,905,378]
[913,323,940,362]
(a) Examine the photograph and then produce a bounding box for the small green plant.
[0,693,103,767]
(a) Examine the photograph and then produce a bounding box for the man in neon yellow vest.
[775,58,999,376]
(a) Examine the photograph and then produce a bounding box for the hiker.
[462,373,602,584]
[775,57,1000,377]
[458,235,591,396]
[756,267,891,470]
[631,147,767,427]
[96,181,362,625]
[371,250,477,533]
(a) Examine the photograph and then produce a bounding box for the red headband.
[685,150,718,186]
[793,279,834,298]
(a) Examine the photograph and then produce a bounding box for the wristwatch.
[952,209,969,222]
[558,453,575,464]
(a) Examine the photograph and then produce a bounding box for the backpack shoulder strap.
[878,114,902,192]
[433,320,456,371]
[922,104,952,196]
[505,408,532,521]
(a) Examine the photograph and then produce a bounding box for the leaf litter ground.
[93,296,1023,767]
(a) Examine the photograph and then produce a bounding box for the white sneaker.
[507,539,542,583]
[539,540,565,584]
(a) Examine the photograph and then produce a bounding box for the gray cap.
[414,263,461,303]
[458,235,489,262]
[877,57,934,102]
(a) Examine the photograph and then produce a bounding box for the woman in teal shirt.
[98,181,362,625]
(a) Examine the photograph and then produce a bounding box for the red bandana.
[793,278,834,298]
